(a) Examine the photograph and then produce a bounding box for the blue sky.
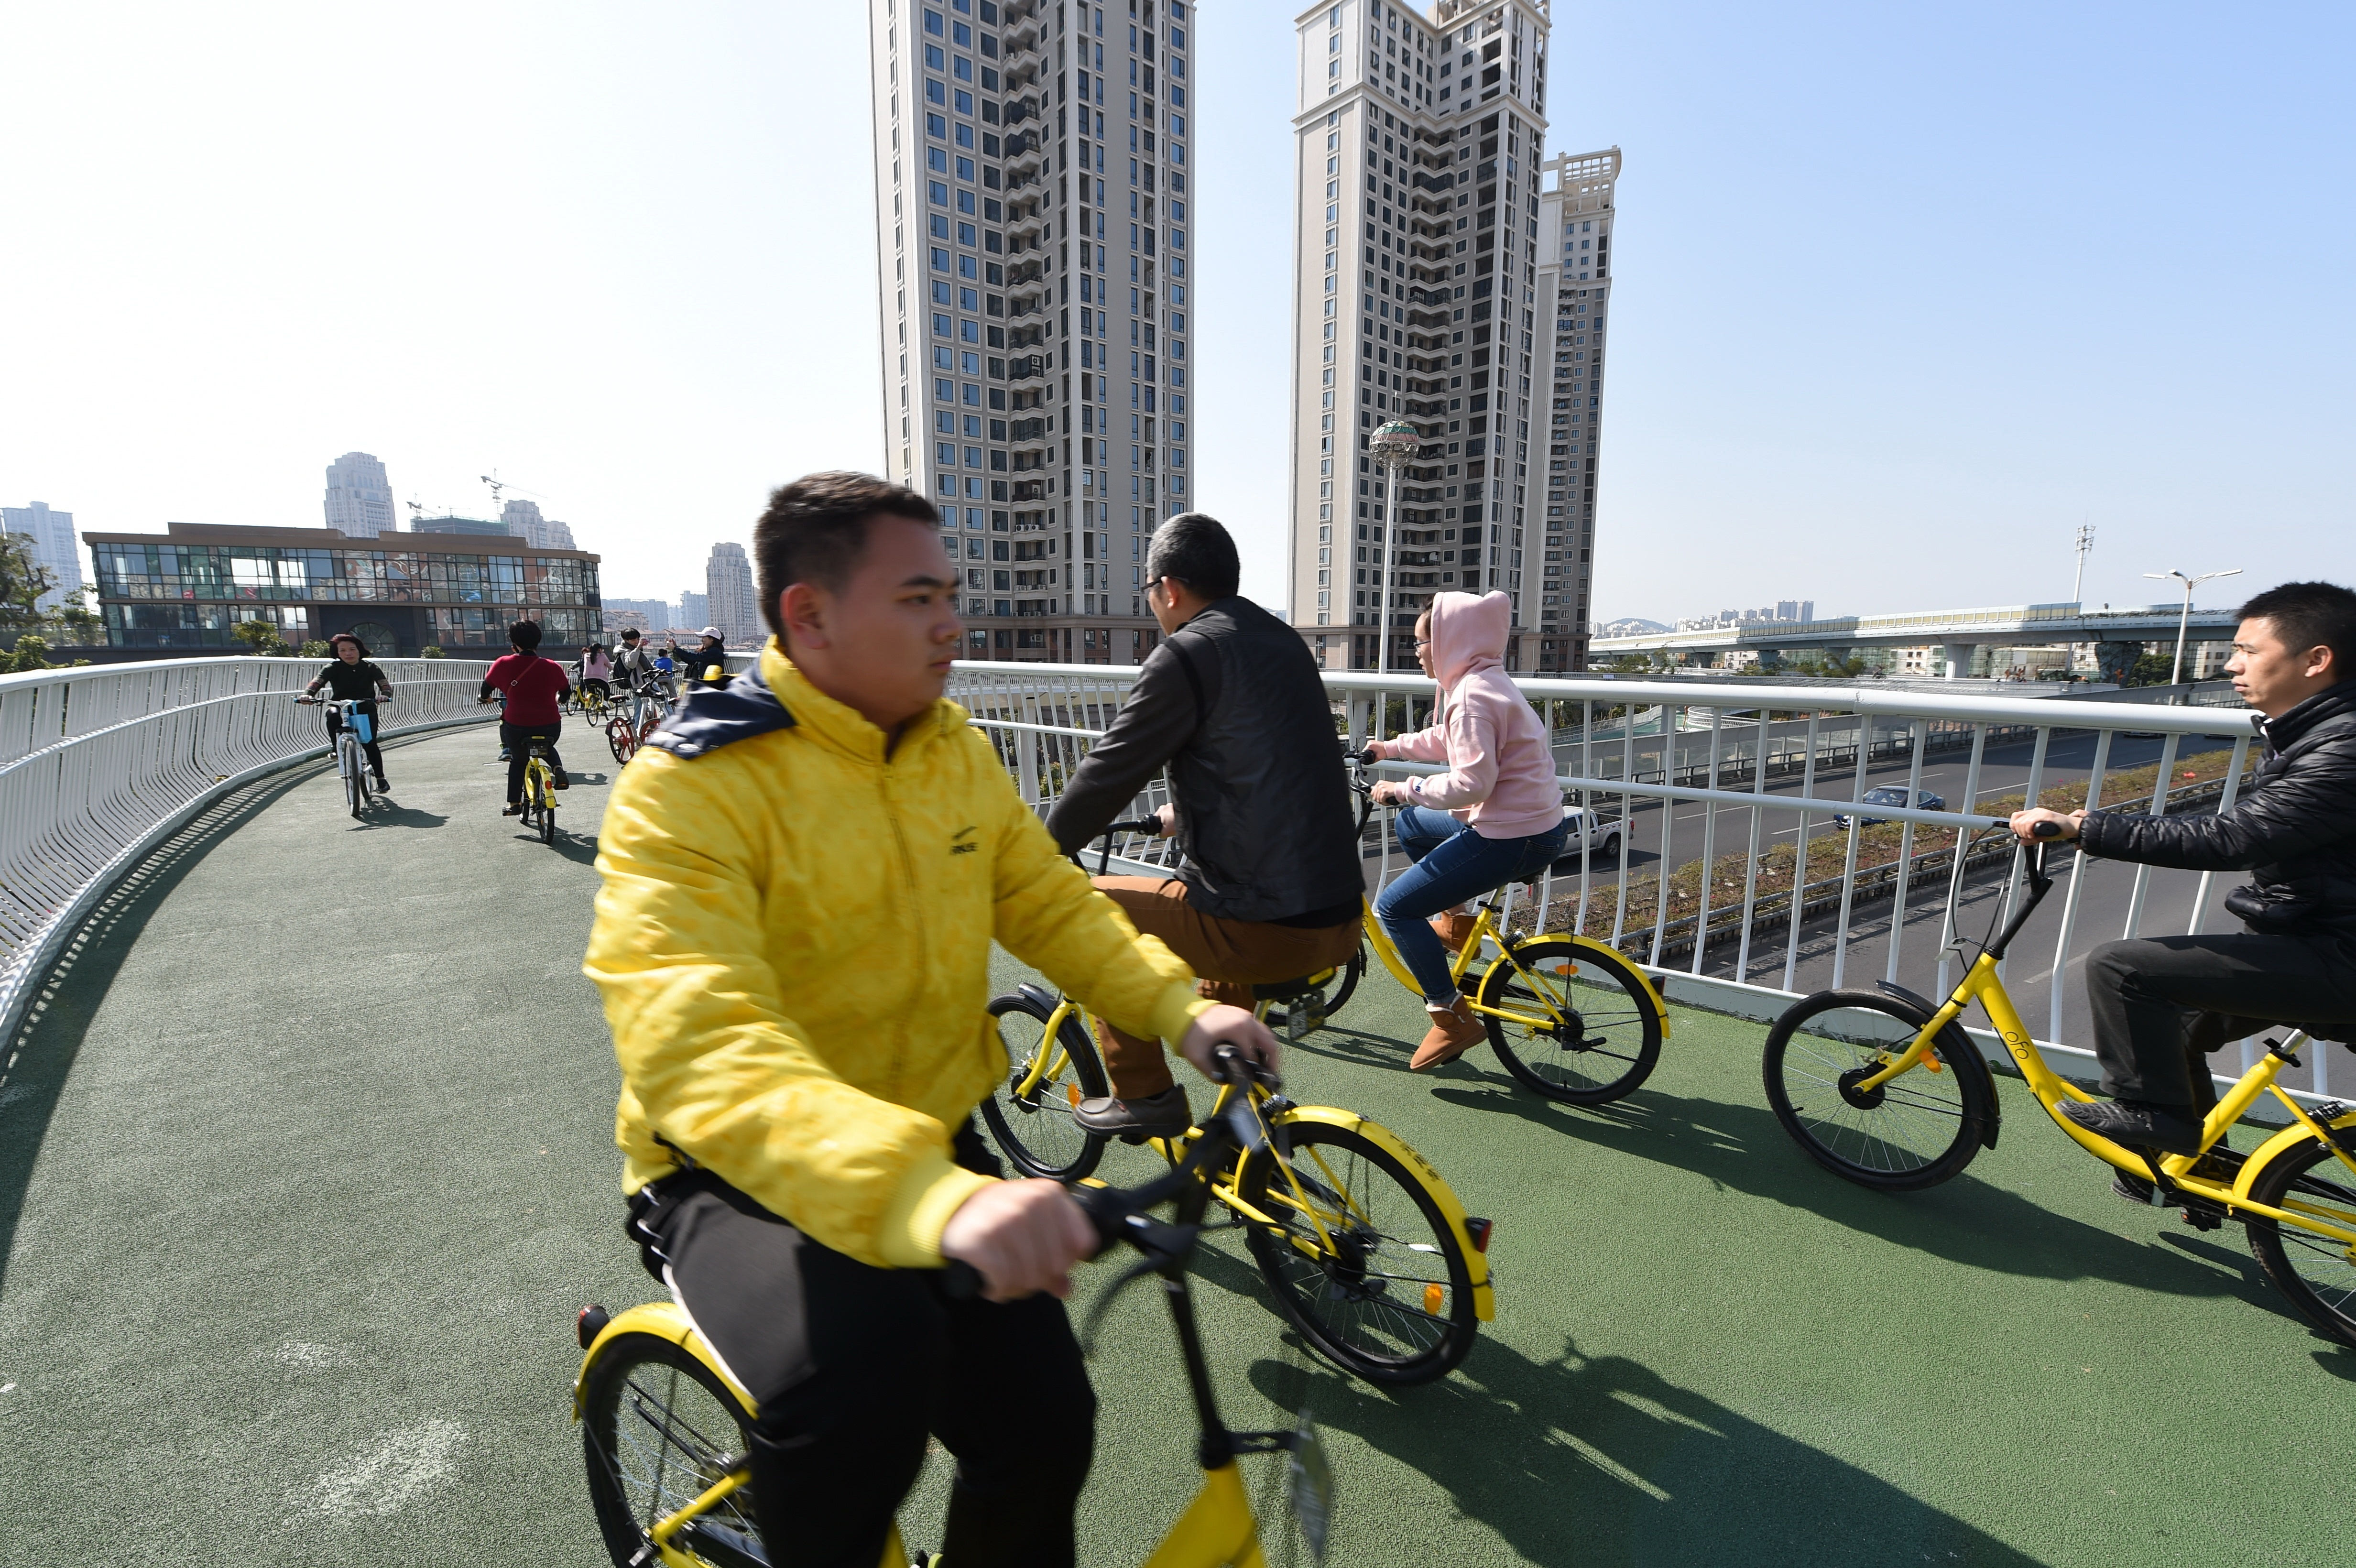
[3,2,2348,625]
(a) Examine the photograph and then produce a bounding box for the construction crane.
[480,471,547,513]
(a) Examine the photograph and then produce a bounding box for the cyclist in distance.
[1361,591,1570,1070]
[303,631,393,793]
[578,639,614,709]
[688,625,730,688]
[611,626,665,728]
[477,619,572,816]
[1044,512,1363,1140]
[584,471,1280,1568]
[2011,580,2356,1163]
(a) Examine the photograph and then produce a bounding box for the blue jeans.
[1374,804,1568,1005]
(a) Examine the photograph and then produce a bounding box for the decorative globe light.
[1367,420,1422,467]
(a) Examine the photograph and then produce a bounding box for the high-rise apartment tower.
[868,0,1200,664]
[1525,144,1617,671]
[706,542,759,647]
[323,452,396,538]
[1,501,86,610]
[1287,0,1595,673]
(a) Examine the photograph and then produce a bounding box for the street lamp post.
[2142,566,2242,686]
[1368,421,1421,683]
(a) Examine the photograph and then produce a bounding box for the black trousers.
[499,720,565,803]
[632,1124,1095,1568]
[325,703,385,779]
[2083,933,2356,1111]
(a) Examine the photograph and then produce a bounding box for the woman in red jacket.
[478,620,573,814]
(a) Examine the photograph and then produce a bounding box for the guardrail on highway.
[948,660,2335,1108]
[0,655,496,1041]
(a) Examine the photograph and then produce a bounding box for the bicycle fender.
[1270,1104,1496,1322]
[571,1300,756,1419]
[1562,935,1673,1042]
[1874,980,2003,1149]
[2233,1109,2356,1204]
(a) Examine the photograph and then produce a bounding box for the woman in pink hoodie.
[1364,590,1568,1069]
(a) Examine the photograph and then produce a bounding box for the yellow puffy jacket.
[585,645,1209,1269]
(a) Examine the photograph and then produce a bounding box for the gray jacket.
[1046,596,1363,926]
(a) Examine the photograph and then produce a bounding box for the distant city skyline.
[704,543,757,647]
[323,452,396,538]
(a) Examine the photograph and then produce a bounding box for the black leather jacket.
[2080,681,2356,940]
[1046,596,1363,925]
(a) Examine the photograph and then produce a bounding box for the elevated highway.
[1591,600,2242,677]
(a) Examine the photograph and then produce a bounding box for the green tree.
[231,619,289,657]
[2125,651,2178,687]
[420,644,447,659]
[298,640,333,659]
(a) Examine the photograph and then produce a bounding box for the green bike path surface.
[0,726,2344,1567]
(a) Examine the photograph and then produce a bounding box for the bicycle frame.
[1358,894,1670,1044]
[1012,1017,1499,1325]
[1847,843,2356,1244]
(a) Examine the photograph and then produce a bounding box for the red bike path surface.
[0,727,2340,1567]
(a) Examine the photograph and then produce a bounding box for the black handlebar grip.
[2030,820,2064,839]
[940,1260,985,1299]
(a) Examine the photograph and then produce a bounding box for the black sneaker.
[372,774,391,792]
[553,768,570,790]
[2111,1170,2158,1205]
[1074,1085,1193,1142]
[503,802,524,816]
[2058,1098,2203,1156]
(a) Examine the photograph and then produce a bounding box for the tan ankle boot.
[1410,998,1485,1071]
[1429,911,1479,955]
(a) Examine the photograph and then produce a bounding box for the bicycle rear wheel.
[1477,936,1663,1105]
[540,776,558,845]
[979,993,1107,1180]
[580,1332,767,1568]
[1239,1120,1477,1385]
[1306,942,1368,1025]
[2244,1128,2356,1349]
[1762,990,1992,1191]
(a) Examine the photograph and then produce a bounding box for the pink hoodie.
[1376,591,1563,838]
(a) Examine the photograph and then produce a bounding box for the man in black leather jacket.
[2013,581,2356,1159]
[1045,514,1364,1138]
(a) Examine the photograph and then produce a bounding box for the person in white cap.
[690,626,729,688]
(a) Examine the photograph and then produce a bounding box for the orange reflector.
[1424,1283,1445,1316]
[1554,963,1575,976]
[1924,1051,1943,1075]
[1066,1083,1083,1109]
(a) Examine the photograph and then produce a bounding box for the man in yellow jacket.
[584,471,1278,1568]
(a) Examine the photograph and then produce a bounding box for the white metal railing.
[0,655,496,1039]
[949,659,2343,1110]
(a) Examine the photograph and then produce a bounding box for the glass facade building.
[85,523,603,653]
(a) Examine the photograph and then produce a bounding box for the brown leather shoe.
[1429,911,1480,955]
[1410,999,1485,1071]
[1196,978,1254,1009]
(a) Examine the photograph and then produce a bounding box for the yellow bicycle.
[519,741,561,848]
[1229,751,1670,1105]
[983,995,1493,1385]
[576,1081,1342,1568]
[1764,829,2356,1348]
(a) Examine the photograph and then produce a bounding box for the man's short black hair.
[2238,581,2356,682]
[753,471,939,639]
[1145,512,1240,601]
[509,620,543,651]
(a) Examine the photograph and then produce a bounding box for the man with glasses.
[1046,513,1365,1138]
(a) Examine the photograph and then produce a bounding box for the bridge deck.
[0,727,2337,1566]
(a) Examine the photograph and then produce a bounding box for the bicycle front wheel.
[979,993,1107,1180]
[1762,990,1992,1191]
[1477,936,1663,1104]
[580,1332,766,1568]
[342,745,362,818]
[2244,1127,2356,1349]
[1239,1119,1477,1385]
[607,718,636,764]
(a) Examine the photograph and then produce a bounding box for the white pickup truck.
[1555,803,1624,865]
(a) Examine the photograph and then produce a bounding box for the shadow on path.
[1252,1335,2046,1568]
[0,764,322,1295]
[1406,1069,2287,1307]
